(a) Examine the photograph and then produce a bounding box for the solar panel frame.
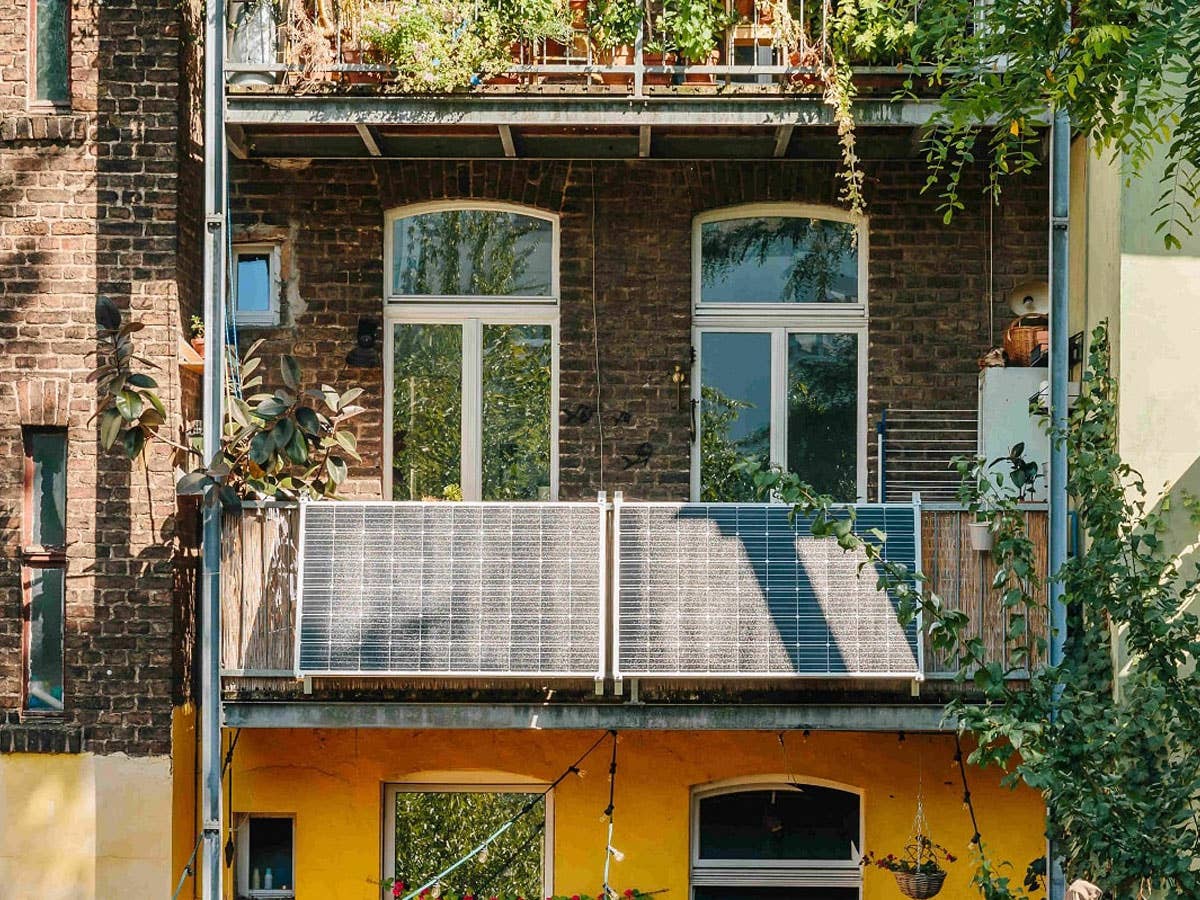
[295,500,607,679]
[613,499,922,680]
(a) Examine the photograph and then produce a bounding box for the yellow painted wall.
[174,703,201,900]
[228,729,1045,900]
[0,751,173,899]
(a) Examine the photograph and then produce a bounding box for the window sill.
[0,721,82,753]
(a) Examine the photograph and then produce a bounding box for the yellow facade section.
[0,751,173,899]
[227,728,1045,900]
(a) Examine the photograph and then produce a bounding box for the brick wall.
[230,157,1047,502]
[0,0,181,755]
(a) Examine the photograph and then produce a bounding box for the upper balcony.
[221,0,970,158]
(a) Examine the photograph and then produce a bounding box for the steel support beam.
[225,95,945,129]
[201,0,227,897]
[772,123,794,157]
[224,702,955,732]
[355,123,383,156]
[638,124,652,158]
[497,123,517,157]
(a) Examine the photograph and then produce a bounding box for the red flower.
[624,891,635,898]
[393,884,406,898]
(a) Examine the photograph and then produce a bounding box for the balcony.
[220,499,1048,687]
[220,0,956,159]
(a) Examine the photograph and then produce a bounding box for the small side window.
[233,244,281,327]
[22,427,67,713]
[236,814,295,899]
[31,0,70,109]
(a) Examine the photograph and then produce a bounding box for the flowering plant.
[861,836,956,876]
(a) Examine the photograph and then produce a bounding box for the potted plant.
[955,454,996,552]
[862,836,956,899]
[189,315,205,357]
[588,0,645,84]
[662,0,733,81]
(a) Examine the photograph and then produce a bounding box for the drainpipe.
[1046,104,1070,900]
[201,0,228,896]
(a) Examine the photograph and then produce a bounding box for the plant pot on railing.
[643,50,677,85]
[684,48,720,84]
[597,44,636,85]
[228,0,280,87]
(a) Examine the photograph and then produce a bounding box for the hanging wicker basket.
[893,869,947,899]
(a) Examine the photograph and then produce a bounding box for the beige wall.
[0,753,173,899]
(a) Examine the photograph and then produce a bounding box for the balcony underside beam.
[225,95,944,129]
[223,701,955,732]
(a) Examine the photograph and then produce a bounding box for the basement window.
[384,785,552,897]
[233,244,281,327]
[30,0,70,109]
[22,427,67,713]
[236,814,295,899]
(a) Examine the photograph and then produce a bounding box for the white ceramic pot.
[968,520,994,552]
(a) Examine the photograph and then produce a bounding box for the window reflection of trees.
[701,218,857,304]
[482,324,552,501]
[392,324,463,501]
[397,210,550,297]
[700,385,769,502]
[393,791,544,898]
[787,334,858,502]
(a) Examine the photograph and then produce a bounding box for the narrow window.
[31,0,70,108]
[691,784,862,899]
[385,205,559,501]
[233,244,281,327]
[236,814,296,898]
[22,428,67,712]
[692,208,868,502]
[384,786,551,897]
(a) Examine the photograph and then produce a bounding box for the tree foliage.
[745,322,1200,897]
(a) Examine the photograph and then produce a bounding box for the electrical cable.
[953,732,983,845]
[601,730,620,898]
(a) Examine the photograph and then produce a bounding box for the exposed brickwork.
[0,0,182,755]
[229,158,1047,502]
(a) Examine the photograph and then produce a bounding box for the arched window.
[691,781,862,900]
[383,203,559,501]
[691,205,868,503]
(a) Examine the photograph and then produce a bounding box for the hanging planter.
[968,520,994,552]
[861,775,955,900]
[893,869,947,899]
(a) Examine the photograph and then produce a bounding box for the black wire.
[604,730,618,819]
[954,733,983,845]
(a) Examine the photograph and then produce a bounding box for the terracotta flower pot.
[489,42,524,85]
[642,51,676,85]
[684,49,719,84]
[339,46,379,85]
[894,869,946,899]
[598,44,635,85]
[190,337,205,357]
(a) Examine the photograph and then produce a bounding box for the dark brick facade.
[0,0,182,755]
[229,158,1047,502]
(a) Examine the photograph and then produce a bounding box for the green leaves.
[88,300,166,460]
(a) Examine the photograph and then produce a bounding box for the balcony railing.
[224,0,933,95]
[220,498,1047,684]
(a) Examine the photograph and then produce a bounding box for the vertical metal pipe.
[1046,103,1070,900]
[201,0,228,896]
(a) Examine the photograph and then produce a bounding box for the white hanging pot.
[968,521,994,552]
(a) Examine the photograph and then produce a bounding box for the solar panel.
[614,502,921,679]
[296,501,606,678]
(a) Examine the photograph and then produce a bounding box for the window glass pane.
[698,788,860,861]
[27,566,64,711]
[700,218,858,304]
[393,791,544,897]
[28,429,66,547]
[392,323,463,501]
[237,253,272,313]
[35,0,69,104]
[787,334,859,502]
[694,888,859,900]
[393,211,553,297]
[482,324,552,500]
[248,817,294,892]
[700,332,771,502]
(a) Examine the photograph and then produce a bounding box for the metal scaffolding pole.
[201,0,227,895]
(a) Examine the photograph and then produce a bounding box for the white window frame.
[690,777,864,900]
[691,203,869,502]
[383,783,555,896]
[383,202,560,502]
[235,812,296,900]
[233,242,282,327]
